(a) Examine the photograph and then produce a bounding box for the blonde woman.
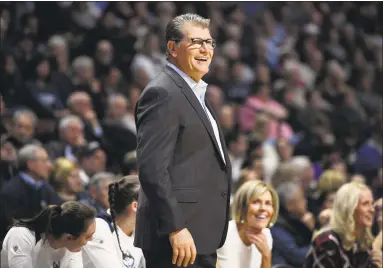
[217,180,279,268]
[51,158,85,202]
[305,182,379,268]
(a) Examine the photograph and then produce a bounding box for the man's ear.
[167,41,177,58]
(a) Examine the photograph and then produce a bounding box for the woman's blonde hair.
[51,158,79,191]
[232,180,279,227]
[318,169,346,193]
[329,182,374,250]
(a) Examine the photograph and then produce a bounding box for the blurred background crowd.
[0,2,381,267]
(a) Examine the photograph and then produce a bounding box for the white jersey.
[217,220,273,268]
[82,218,123,268]
[113,226,145,268]
[1,226,82,268]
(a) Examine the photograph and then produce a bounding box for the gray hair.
[18,144,42,171]
[72,56,94,73]
[107,93,128,108]
[90,172,116,190]
[66,91,91,108]
[59,115,83,133]
[165,13,210,58]
[13,109,38,127]
[276,182,301,207]
[48,35,67,49]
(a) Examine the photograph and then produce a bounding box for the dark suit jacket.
[134,65,232,254]
[0,174,62,241]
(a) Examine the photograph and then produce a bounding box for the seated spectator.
[67,91,104,143]
[77,141,107,185]
[24,54,67,119]
[0,144,60,241]
[238,81,293,140]
[45,115,86,161]
[1,201,96,268]
[271,182,313,267]
[0,137,17,189]
[50,157,86,202]
[217,180,279,268]
[1,109,41,150]
[305,182,379,268]
[352,123,382,180]
[313,170,346,216]
[79,172,115,221]
[104,93,136,135]
[121,151,138,176]
[82,175,144,268]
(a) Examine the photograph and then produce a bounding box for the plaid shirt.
[304,230,374,268]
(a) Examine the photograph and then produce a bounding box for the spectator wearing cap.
[77,141,107,186]
[45,115,86,161]
[0,144,60,241]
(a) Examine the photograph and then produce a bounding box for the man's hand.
[301,212,315,231]
[318,209,332,227]
[169,228,197,267]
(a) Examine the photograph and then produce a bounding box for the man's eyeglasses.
[173,37,216,49]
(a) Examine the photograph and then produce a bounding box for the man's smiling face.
[169,23,215,82]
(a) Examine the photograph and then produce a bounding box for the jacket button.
[222,192,228,198]
[156,221,160,227]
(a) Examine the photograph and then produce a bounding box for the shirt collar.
[167,62,208,101]
[19,172,44,189]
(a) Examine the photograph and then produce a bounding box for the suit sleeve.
[135,86,185,235]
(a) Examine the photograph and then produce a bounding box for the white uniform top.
[82,218,123,268]
[1,226,83,268]
[217,220,273,268]
[113,226,145,268]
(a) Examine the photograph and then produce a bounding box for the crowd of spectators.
[0,2,381,267]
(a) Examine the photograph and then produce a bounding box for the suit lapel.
[164,66,226,166]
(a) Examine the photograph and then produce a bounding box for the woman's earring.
[240,219,245,224]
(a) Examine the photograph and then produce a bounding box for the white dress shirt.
[167,62,225,163]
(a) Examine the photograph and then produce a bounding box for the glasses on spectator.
[173,37,216,49]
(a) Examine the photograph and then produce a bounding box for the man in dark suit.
[134,14,231,268]
[0,144,61,241]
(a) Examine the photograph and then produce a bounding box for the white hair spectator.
[48,35,67,49]
[58,115,84,133]
[72,56,94,73]
[107,93,128,108]
[66,91,91,109]
[276,181,301,207]
[90,172,116,190]
[13,109,38,127]
[18,144,41,171]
